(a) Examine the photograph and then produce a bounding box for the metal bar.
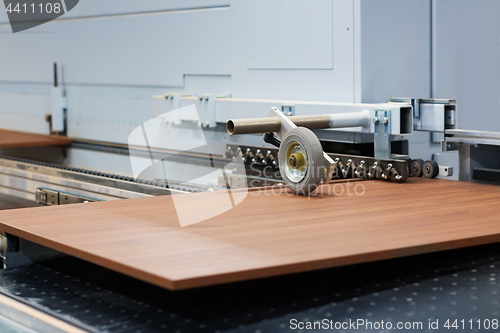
[227,112,370,135]
[446,129,500,139]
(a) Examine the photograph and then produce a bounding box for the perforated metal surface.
[0,243,499,332]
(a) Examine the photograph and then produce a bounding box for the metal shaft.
[227,112,370,135]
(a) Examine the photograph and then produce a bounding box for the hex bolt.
[382,117,389,124]
[372,117,380,124]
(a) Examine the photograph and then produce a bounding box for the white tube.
[327,110,371,128]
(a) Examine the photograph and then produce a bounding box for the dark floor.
[0,193,498,332]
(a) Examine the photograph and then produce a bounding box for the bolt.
[387,163,393,168]
[267,150,271,155]
[347,159,353,165]
[372,117,379,124]
[334,157,340,163]
[246,148,251,153]
[256,149,261,154]
[199,95,203,101]
[382,117,389,125]
[360,160,365,166]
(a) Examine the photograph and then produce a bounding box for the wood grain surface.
[0,178,499,290]
[0,129,70,148]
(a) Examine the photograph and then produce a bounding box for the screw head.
[372,117,380,124]
[382,117,389,124]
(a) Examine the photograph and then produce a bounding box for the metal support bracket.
[439,165,453,177]
[374,109,392,160]
[164,92,182,125]
[269,107,336,184]
[152,92,181,124]
[0,233,65,270]
[198,93,216,127]
[35,188,100,205]
[281,104,295,116]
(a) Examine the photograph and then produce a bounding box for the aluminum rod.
[227,112,370,135]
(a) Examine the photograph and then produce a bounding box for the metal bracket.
[198,93,216,127]
[390,97,420,118]
[373,109,392,160]
[439,166,453,177]
[50,86,67,133]
[35,188,100,205]
[164,92,182,125]
[269,107,336,184]
[281,104,295,116]
[0,234,65,270]
[48,63,67,135]
[152,92,182,124]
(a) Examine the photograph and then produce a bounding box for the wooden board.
[0,178,499,290]
[0,130,70,148]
